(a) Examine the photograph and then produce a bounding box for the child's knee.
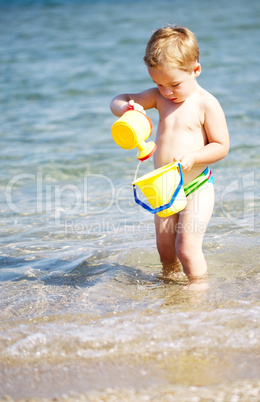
[175,236,198,263]
[175,241,188,263]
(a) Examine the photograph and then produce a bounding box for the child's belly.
[153,131,207,185]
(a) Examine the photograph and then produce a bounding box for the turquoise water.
[0,0,260,400]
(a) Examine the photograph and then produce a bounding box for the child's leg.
[176,182,214,281]
[154,182,214,282]
[154,213,183,279]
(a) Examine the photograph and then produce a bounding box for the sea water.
[0,0,260,400]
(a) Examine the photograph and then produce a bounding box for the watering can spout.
[136,140,157,161]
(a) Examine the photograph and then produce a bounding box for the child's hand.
[122,100,146,115]
[174,153,195,171]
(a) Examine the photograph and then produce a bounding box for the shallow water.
[0,0,260,400]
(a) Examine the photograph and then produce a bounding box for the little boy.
[110,26,229,287]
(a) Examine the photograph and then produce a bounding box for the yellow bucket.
[132,162,187,217]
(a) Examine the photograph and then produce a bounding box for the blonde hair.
[143,26,199,72]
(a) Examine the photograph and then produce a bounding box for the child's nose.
[163,87,173,96]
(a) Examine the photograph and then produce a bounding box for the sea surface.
[0,0,260,400]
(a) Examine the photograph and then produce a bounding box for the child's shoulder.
[197,85,223,111]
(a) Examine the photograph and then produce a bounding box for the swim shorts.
[183,166,214,197]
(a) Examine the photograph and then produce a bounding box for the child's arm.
[175,95,230,171]
[110,88,157,117]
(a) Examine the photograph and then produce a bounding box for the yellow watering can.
[111,110,157,161]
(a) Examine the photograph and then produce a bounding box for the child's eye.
[172,83,180,88]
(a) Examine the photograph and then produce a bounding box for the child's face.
[148,64,200,103]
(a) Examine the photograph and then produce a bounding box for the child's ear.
[194,63,201,77]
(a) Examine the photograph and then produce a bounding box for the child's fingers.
[174,155,188,171]
[128,100,135,109]
[135,104,146,115]
[174,154,195,171]
[174,155,183,164]
[121,101,132,114]
[124,100,146,115]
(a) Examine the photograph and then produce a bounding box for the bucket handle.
[133,162,184,214]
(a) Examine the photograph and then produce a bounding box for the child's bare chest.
[159,100,203,132]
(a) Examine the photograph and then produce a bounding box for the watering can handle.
[133,162,184,214]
